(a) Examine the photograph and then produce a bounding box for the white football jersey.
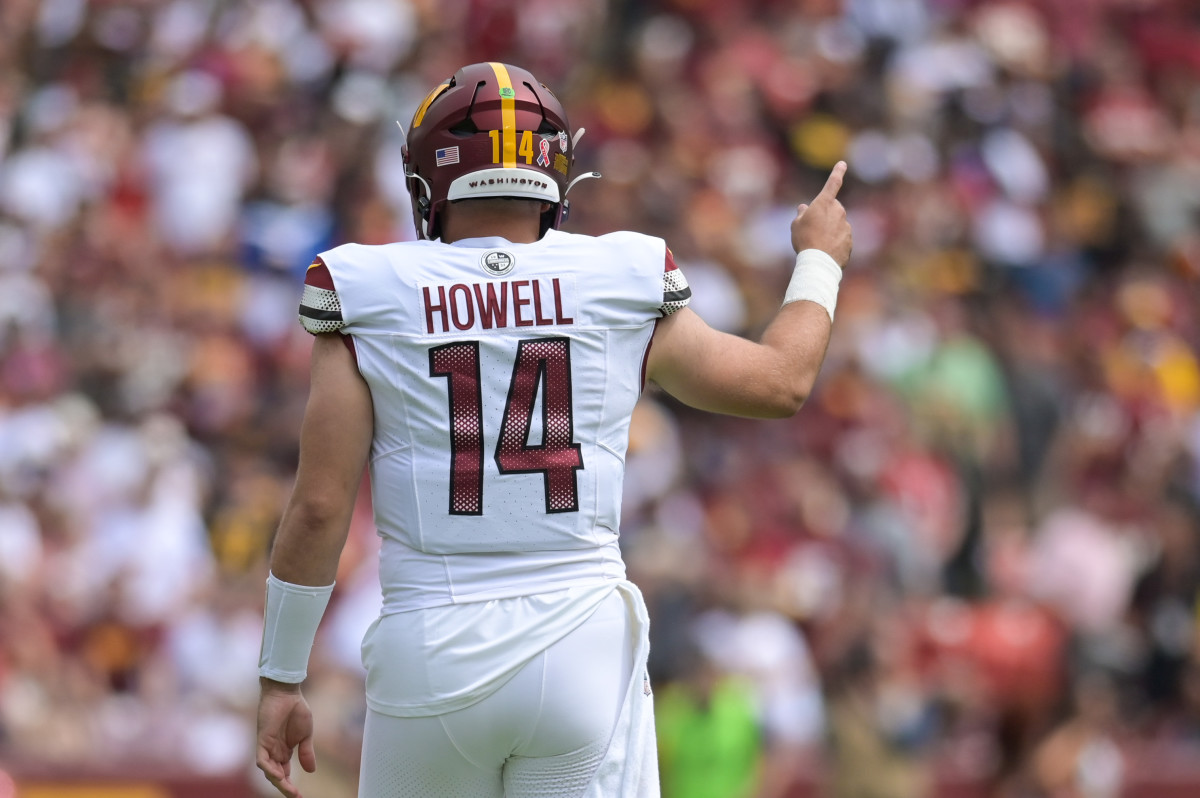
[300,229,690,612]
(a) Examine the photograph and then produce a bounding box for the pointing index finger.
[816,161,847,202]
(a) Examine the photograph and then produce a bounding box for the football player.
[256,61,851,798]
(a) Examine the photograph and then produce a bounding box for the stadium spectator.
[0,1,1198,796]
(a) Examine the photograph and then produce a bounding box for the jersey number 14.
[429,337,584,515]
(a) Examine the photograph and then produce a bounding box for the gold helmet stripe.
[412,82,450,128]
[488,62,517,168]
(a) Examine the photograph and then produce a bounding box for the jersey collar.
[446,235,519,249]
[444,230,561,248]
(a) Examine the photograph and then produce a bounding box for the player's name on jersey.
[421,277,576,334]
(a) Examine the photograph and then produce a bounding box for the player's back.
[305,228,688,611]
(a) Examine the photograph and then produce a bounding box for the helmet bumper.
[446,168,561,203]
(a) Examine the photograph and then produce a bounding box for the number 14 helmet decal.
[401,62,599,241]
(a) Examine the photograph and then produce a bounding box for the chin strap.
[406,169,434,237]
[566,171,601,195]
[397,120,434,238]
[408,170,433,205]
[556,129,600,229]
[556,171,600,228]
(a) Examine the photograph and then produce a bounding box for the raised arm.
[256,332,373,798]
[646,162,852,418]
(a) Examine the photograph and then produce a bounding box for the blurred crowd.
[0,0,1198,797]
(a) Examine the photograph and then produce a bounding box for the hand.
[790,161,853,267]
[256,681,317,798]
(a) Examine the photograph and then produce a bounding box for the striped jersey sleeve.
[660,247,691,316]
[299,258,345,334]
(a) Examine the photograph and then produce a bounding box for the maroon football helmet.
[403,62,590,240]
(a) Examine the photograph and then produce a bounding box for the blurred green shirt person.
[656,660,762,798]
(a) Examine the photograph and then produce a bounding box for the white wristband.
[783,249,843,322]
[258,572,335,683]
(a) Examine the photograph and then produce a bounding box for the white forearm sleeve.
[782,248,843,322]
[258,572,335,683]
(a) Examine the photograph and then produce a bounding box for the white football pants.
[357,589,634,797]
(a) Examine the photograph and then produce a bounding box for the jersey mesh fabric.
[299,260,346,334]
[358,714,502,797]
[660,249,690,316]
[503,740,609,797]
